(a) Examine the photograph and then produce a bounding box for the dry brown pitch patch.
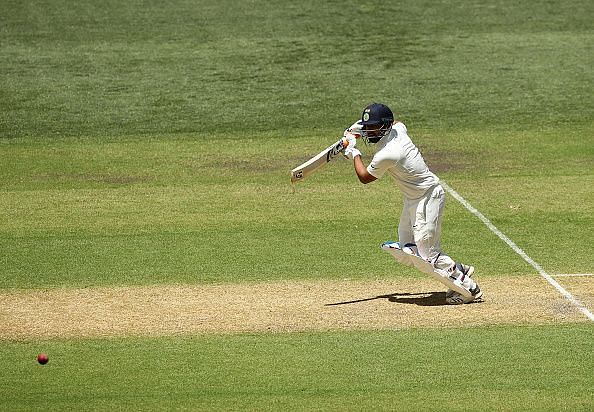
[1,275,591,340]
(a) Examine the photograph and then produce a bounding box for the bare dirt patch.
[1,275,591,341]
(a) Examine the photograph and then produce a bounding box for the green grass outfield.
[1,0,593,410]
[2,326,593,411]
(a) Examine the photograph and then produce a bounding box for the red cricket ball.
[37,353,49,365]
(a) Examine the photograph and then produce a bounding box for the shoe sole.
[446,288,484,305]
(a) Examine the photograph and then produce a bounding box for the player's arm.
[352,154,377,184]
[343,126,377,184]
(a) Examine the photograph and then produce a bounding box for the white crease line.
[552,274,593,277]
[441,181,594,322]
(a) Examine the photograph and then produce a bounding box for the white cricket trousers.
[398,184,465,275]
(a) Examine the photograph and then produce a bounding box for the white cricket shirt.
[366,122,439,199]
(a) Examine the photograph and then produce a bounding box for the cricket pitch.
[1,275,592,340]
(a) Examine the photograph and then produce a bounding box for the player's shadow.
[325,291,447,307]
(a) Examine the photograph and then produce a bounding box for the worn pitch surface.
[2,275,592,340]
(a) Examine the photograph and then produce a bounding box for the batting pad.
[381,241,472,297]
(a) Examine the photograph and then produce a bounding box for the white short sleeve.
[367,153,392,178]
[394,122,407,134]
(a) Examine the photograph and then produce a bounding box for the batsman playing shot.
[343,103,483,304]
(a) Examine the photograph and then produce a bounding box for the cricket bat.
[290,137,350,183]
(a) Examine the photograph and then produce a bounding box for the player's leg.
[413,185,482,300]
[413,184,444,263]
[398,197,415,247]
[382,241,478,298]
[381,198,419,268]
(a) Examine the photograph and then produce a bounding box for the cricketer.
[343,103,483,304]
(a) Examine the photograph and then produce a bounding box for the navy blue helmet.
[360,103,394,143]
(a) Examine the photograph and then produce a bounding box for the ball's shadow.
[325,291,448,307]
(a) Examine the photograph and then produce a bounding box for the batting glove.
[343,131,358,150]
[344,147,361,160]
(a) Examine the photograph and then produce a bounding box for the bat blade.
[290,138,347,183]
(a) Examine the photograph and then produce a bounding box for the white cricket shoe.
[446,284,483,305]
[445,263,476,302]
